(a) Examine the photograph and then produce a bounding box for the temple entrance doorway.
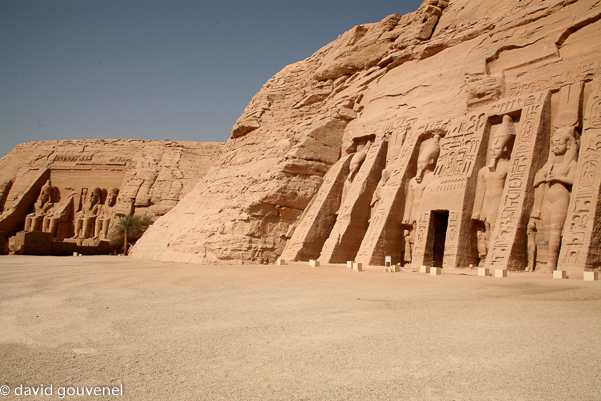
[432,211,449,268]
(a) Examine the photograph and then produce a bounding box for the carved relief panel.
[558,79,601,271]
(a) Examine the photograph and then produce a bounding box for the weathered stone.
[12,231,52,255]
[0,231,7,255]
[118,0,601,273]
[0,139,222,253]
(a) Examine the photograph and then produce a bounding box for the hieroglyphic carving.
[507,61,600,98]
[486,91,549,269]
[411,211,431,265]
[559,79,601,270]
[410,112,488,268]
[280,154,352,261]
[53,155,94,163]
[442,210,462,267]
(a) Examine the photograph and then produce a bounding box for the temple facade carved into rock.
[2,0,600,273]
[0,140,222,255]
[130,0,601,273]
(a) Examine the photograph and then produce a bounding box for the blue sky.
[0,0,424,158]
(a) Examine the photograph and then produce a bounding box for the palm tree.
[109,215,153,255]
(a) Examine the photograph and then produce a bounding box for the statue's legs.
[31,215,44,232]
[548,196,570,271]
[42,216,51,233]
[94,218,104,238]
[24,215,33,232]
[81,217,97,239]
[74,218,83,238]
[101,218,112,240]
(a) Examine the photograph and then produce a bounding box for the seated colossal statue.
[24,180,54,232]
[73,187,102,239]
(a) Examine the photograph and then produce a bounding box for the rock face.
[0,139,223,251]
[132,0,601,272]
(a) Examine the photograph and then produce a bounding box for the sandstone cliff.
[132,0,601,271]
[0,139,223,238]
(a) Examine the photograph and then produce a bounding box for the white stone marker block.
[352,262,362,272]
[390,264,400,272]
[553,270,567,279]
[478,267,489,277]
[73,252,78,256]
[495,269,507,278]
[309,260,320,267]
[430,267,441,276]
[276,258,286,266]
[347,261,354,268]
[584,271,598,281]
[420,265,430,274]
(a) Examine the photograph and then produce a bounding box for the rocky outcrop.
[0,139,223,239]
[132,0,601,272]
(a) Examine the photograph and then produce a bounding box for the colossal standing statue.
[401,134,441,263]
[339,150,367,212]
[73,187,102,239]
[471,115,516,265]
[530,127,578,272]
[368,168,391,224]
[24,180,54,232]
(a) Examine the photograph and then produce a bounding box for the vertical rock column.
[318,140,387,264]
[559,79,601,271]
[280,154,353,262]
[355,133,419,266]
[486,91,551,269]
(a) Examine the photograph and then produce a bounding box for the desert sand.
[0,255,600,400]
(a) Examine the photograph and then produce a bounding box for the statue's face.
[89,190,100,205]
[490,137,506,159]
[416,155,430,172]
[39,191,50,203]
[107,192,117,206]
[350,160,362,174]
[551,134,568,156]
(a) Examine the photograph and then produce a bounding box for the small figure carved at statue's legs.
[526,220,537,272]
[403,227,414,265]
[476,227,488,266]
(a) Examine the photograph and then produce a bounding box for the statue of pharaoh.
[95,187,121,240]
[339,150,367,212]
[73,187,102,239]
[530,126,578,272]
[24,181,54,232]
[402,134,441,263]
[471,115,516,265]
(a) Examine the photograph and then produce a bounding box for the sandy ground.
[0,255,600,400]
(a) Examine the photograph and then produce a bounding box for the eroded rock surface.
[0,139,223,245]
[133,0,601,272]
